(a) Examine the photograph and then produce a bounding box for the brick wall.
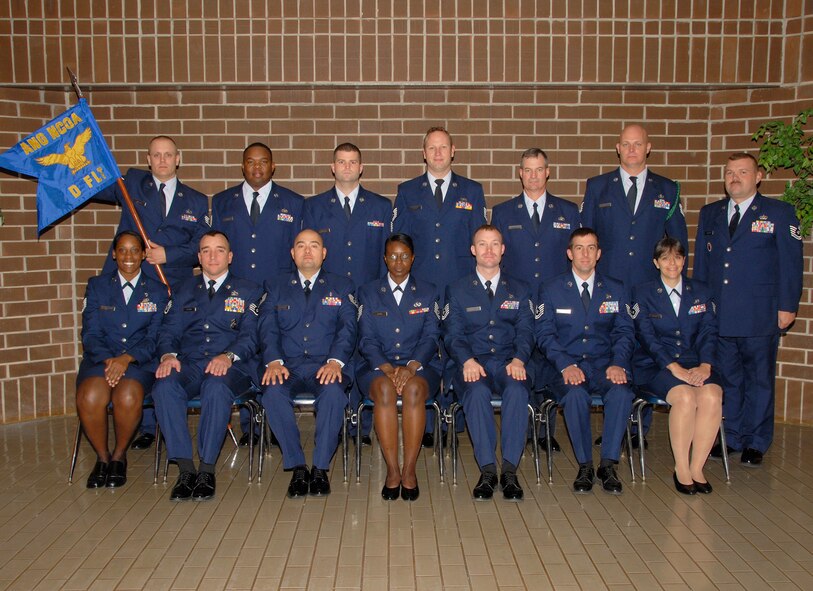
[1,0,812,424]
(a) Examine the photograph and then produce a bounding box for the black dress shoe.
[537,436,562,452]
[421,433,434,448]
[709,443,736,459]
[238,432,260,447]
[381,484,400,500]
[472,472,499,500]
[361,435,372,446]
[106,460,127,488]
[287,466,311,498]
[401,484,420,501]
[693,479,713,494]
[741,448,763,466]
[131,432,155,450]
[594,436,602,446]
[597,465,623,494]
[673,472,697,495]
[309,468,331,496]
[86,461,109,488]
[500,471,524,500]
[192,472,216,501]
[170,471,196,501]
[573,465,594,493]
[630,435,649,450]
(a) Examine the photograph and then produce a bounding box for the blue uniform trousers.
[717,334,778,453]
[263,361,348,470]
[551,373,634,465]
[153,361,253,465]
[459,357,530,469]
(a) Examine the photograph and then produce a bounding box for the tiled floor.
[1,412,812,590]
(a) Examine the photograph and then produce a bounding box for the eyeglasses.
[386,253,412,262]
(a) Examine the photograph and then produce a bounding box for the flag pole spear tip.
[66,67,84,101]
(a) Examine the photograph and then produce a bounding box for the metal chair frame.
[155,388,262,484]
[631,392,731,482]
[256,392,353,483]
[354,397,445,484]
[447,397,542,485]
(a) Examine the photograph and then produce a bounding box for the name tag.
[508,224,523,230]
[221,216,234,222]
[751,220,774,233]
[277,213,294,223]
[648,313,662,319]
[100,305,115,311]
[599,301,619,314]
[183,306,197,312]
[409,307,429,315]
[137,301,157,313]
[367,220,385,228]
[317,228,331,234]
[275,305,290,310]
[500,300,519,310]
[224,297,245,313]
[688,304,706,315]
[373,311,387,317]
[555,308,572,314]
[465,306,481,312]
[598,202,612,208]
[322,296,342,306]
[409,204,422,211]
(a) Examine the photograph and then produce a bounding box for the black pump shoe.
[673,472,697,495]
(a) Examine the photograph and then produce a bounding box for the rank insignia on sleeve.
[442,303,450,320]
[348,293,359,308]
[790,225,802,240]
[534,302,544,320]
[390,208,398,232]
[434,301,441,319]
[164,300,173,314]
[356,304,363,321]
[626,303,639,319]
[82,297,87,312]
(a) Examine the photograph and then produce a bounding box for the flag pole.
[66,67,171,293]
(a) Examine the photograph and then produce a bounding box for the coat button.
[395,343,401,348]
[584,325,589,331]
[121,338,127,343]
[395,328,400,333]
[251,233,257,239]
[435,254,440,259]
[490,348,496,353]
[489,320,495,325]
[347,241,352,247]
[394,355,401,361]
[205,337,210,342]
[305,323,310,328]
[204,324,209,329]
[251,263,256,269]
[121,323,127,328]
[723,279,729,284]
[251,248,256,253]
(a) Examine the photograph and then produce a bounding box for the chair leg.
[342,407,350,483]
[432,401,444,484]
[719,418,731,482]
[153,424,162,485]
[449,402,461,485]
[227,424,239,448]
[625,421,636,482]
[634,400,648,481]
[538,400,555,484]
[355,403,365,484]
[244,402,255,484]
[68,421,83,484]
[527,404,541,485]
[257,407,266,484]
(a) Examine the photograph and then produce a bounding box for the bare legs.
[76,377,144,463]
[666,383,723,484]
[369,375,428,489]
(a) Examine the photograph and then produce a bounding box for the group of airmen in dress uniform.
[74,123,803,501]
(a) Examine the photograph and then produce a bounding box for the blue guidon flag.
[0,98,120,233]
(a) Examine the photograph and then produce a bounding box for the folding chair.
[447,396,542,485]
[631,389,731,482]
[68,395,159,484]
[155,387,262,484]
[354,396,445,484]
[256,391,354,483]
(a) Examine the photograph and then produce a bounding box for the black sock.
[199,462,215,474]
[502,460,517,474]
[599,458,615,469]
[481,463,497,475]
[177,458,196,474]
[579,462,594,469]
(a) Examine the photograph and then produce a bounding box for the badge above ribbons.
[0,98,121,233]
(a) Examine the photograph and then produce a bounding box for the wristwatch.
[223,351,236,363]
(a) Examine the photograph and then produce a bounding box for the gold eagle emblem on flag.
[35,128,92,174]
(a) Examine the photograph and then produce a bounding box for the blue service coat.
[631,279,718,385]
[258,271,357,370]
[444,273,535,367]
[81,271,169,367]
[98,168,210,286]
[392,173,486,294]
[211,182,304,285]
[536,272,635,374]
[693,192,803,337]
[157,273,262,365]
[491,193,581,294]
[356,276,442,374]
[302,186,392,288]
[580,169,687,287]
